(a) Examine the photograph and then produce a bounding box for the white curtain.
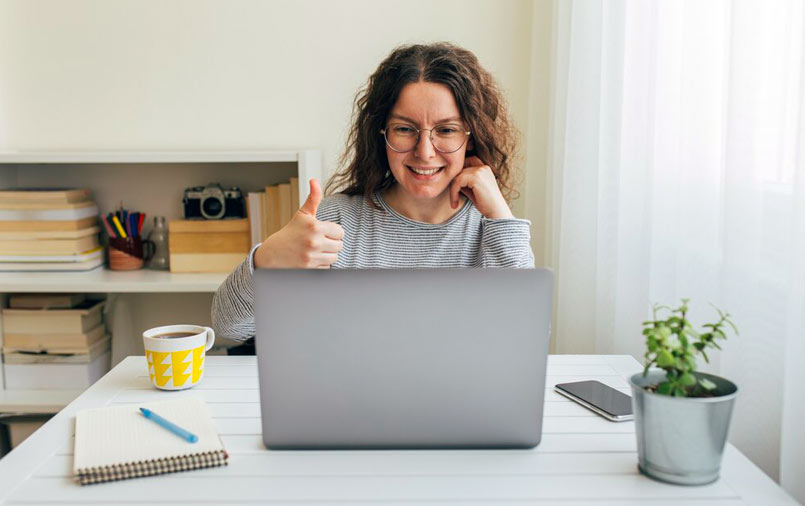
[547,0,805,499]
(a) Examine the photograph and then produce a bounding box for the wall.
[0,0,554,353]
[523,0,553,265]
[0,0,551,226]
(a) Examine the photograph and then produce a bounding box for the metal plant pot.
[629,370,738,485]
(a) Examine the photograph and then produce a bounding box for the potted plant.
[630,299,739,485]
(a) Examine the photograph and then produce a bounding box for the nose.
[413,131,436,160]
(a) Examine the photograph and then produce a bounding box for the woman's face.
[384,81,470,202]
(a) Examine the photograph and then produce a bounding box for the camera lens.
[202,197,224,219]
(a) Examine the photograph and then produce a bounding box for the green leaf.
[657,349,675,367]
[726,318,739,335]
[656,382,673,395]
[699,378,717,390]
[680,372,697,386]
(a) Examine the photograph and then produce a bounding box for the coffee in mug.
[152,332,196,339]
[142,324,215,390]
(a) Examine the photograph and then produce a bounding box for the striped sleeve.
[209,195,345,343]
[479,218,535,268]
[210,245,258,342]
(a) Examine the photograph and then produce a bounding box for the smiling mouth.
[407,165,444,176]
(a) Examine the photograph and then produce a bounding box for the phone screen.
[555,380,633,418]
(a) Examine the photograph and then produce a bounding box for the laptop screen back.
[255,268,553,449]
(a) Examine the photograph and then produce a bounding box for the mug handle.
[142,239,156,262]
[203,326,215,351]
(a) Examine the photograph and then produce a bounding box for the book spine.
[277,183,291,228]
[77,450,228,485]
[0,205,98,221]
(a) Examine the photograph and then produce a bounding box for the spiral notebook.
[73,396,228,485]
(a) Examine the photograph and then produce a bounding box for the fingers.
[318,221,344,240]
[299,178,322,217]
[317,253,339,265]
[319,237,343,254]
[310,252,339,268]
[450,172,471,209]
[463,155,484,169]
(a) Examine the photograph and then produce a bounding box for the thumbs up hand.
[254,179,344,269]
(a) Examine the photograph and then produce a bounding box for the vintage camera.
[183,183,245,220]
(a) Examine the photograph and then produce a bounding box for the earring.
[385,170,391,178]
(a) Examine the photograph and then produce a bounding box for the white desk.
[0,355,797,505]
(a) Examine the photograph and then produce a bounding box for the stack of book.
[1,293,111,389]
[246,177,299,247]
[0,188,103,271]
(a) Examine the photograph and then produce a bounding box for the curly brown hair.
[326,42,519,204]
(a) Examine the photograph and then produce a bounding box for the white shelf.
[0,149,301,164]
[0,269,229,293]
[0,148,321,409]
[0,389,81,414]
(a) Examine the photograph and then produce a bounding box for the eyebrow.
[389,114,463,125]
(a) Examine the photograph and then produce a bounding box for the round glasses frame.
[380,123,471,154]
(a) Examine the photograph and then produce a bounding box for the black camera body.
[183,183,245,220]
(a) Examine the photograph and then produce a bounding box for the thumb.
[299,178,322,217]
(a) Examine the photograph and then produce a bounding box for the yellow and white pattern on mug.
[146,345,205,389]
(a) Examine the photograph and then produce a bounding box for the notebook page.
[74,396,224,472]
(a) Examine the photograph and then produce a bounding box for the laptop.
[254,268,553,449]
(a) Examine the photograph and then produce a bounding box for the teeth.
[409,166,441,176]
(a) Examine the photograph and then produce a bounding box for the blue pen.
[139,407,199,443]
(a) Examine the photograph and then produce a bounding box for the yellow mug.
[142,324,215,390]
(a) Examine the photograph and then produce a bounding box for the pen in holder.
[103,207,152,270]
[108,236,155,271]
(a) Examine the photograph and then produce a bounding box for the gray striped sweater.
[211,192,535,342]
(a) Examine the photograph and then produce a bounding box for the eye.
[436,125,460,134]
[391,124,416,134]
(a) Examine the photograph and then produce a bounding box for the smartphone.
[554,380,634,421]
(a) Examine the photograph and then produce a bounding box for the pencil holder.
[108,237,155,271]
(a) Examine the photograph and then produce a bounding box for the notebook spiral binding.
[76,449,229,485]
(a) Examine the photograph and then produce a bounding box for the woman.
[212,42,535,344]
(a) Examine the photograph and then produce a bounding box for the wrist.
[485,204,514,220]
[253,242,274,269]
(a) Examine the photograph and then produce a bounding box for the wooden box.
[169,219,250,273]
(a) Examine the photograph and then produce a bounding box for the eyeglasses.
[380,123,471,154]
